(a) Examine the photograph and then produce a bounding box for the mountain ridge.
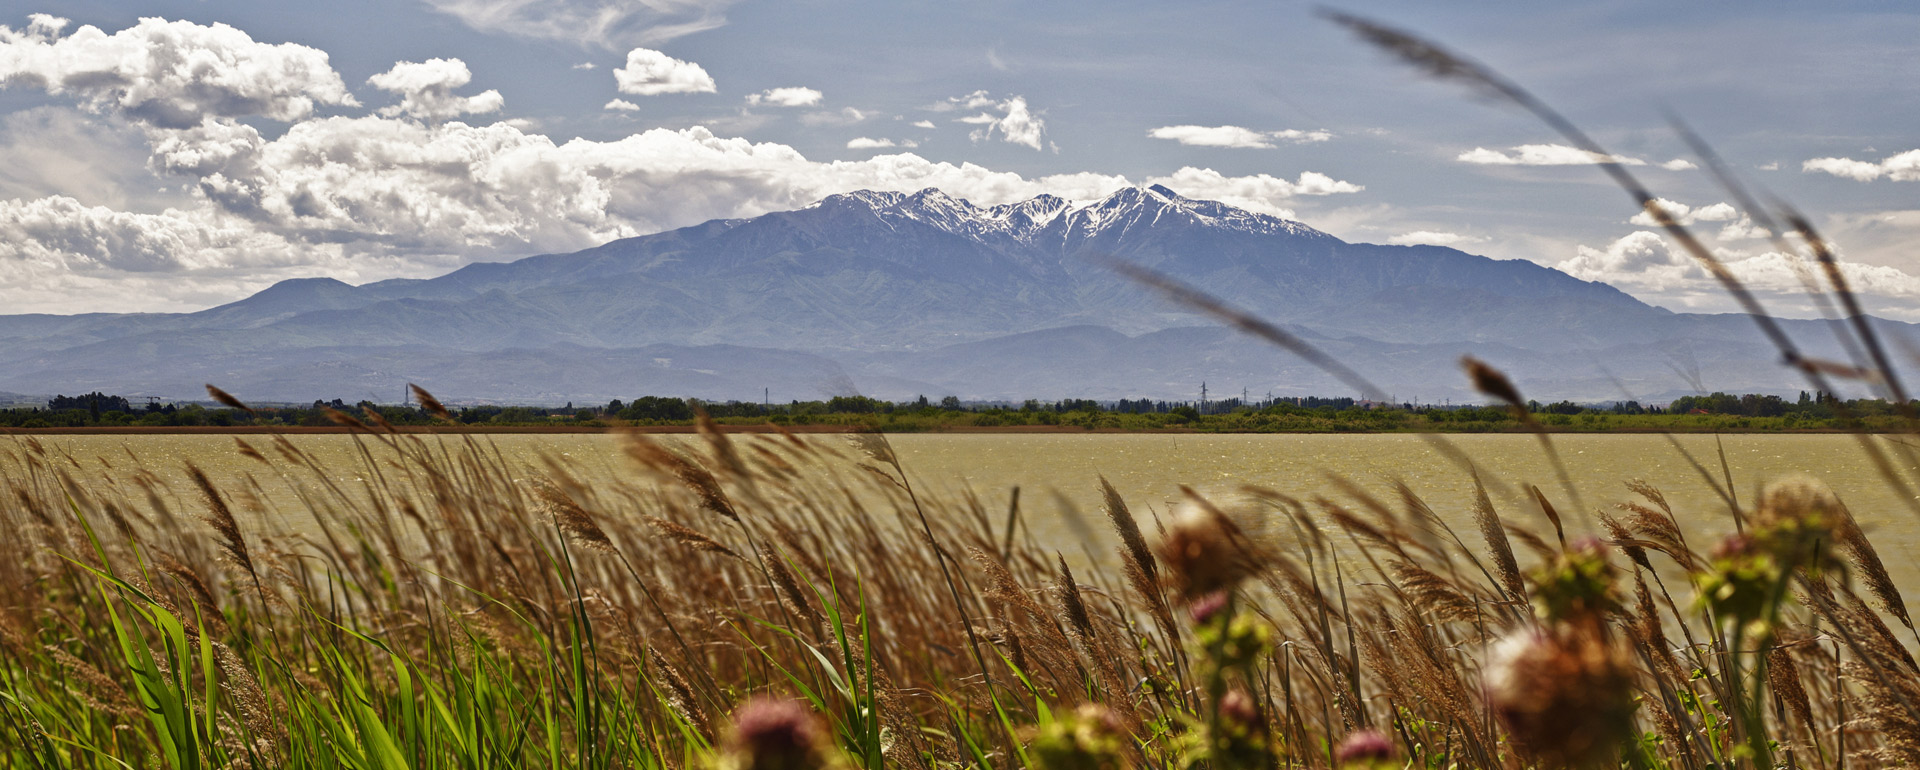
[0,185,1900,403]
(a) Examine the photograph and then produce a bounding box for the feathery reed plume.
[359,406,397,432]
[1388,561,1478,624]
[1768,638,1815,736]
[534,482,613,552]
[1462,356,1527,420]
[1101,476,1158,587]
[1469,474,1524,601]
[968,547,1054,632]
[1462,356,1587,515]
[1831,497,1914,634]
[187,462,256,581]
[645,516,742,559]
[626,436,740,521]
[409,383,455,421]
[845,428,898,468]
[649,645,709,730]
[758,544,819,625]
[233,437,267,464]
[323,407,369,431]
[205,384,252,413]
[1099,476,1180,642]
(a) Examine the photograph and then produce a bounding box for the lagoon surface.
[9,432,1915,584]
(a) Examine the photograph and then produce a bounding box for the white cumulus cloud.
[1385,231,1483,246]
[1458,144,1646,166]
[948,91,1045,151]
[604,98,639,112]
[911,119,935,129]
[1803,149,1920,182]
[612,47,715,96]
[1140,167,1362,218]
[845,137,894,149]
[1146,125,1332,148]
[367,59,504,121]
[745,87,822,107]
[0,15,356,128]
[1628,199,1740,227]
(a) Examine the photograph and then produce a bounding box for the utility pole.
[1200,381,1208,415]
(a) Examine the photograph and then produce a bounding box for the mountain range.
[0,185,1899,405]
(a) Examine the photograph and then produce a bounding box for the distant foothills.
[0,185,1912,406]
[2,389,1905,433]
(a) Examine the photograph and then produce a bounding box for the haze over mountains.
[0,185,1900,405]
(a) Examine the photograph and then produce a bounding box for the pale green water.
[8,432,1916,585]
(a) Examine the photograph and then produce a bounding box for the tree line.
[0,389,1907,432]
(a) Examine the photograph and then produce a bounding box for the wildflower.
[1484,628,1635,768]
[1188,590,1231,625]
[1334,729,1397,768]
[1529,536,1619,625]
[1695,477,1844,641]
[1749,477,1843,577]
[1031,704,1131,770]
[721,698,830,770]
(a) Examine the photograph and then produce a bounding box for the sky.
[1,1,1916,320]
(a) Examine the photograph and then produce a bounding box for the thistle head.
[1749,477,1843,576]
[1484,628,1635,768]
[1695,477,1844,638]
[1334,729,1397,768]
[1155,497,1259,601]
[722,698,828,770]
[1529,536,1620,625]
[1030,704,1131,770]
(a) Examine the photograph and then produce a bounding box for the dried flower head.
[1484,628,1635,768]
[1154,495,1260,600]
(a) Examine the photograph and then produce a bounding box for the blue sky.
[2,1,1917,318]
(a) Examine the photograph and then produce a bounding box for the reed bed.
[0,401,1916,769]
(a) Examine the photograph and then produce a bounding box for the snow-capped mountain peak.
[822,185,1329,246]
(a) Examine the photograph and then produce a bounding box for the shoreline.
[0,424,1887,436]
